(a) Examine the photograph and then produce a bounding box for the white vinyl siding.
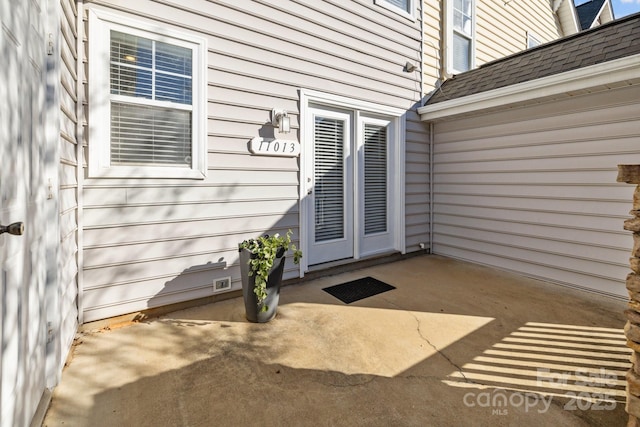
[426,1,561,86]
[431,85,640,298]
[88,9,207,179]
[556,0,580,36]
[80,1,426,322]
[475,0,560,64]
[58,0,79,369]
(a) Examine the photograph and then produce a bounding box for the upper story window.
[375,0,415,20]
[527,32,542,48]
[447,0,475,74]
[88,9,207,179]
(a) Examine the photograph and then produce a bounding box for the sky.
[574,0,640,18]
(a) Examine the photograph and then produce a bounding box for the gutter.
[418,54,640,121]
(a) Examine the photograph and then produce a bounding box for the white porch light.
[272,109,291,133]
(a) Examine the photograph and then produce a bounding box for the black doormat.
[322,277,395,304]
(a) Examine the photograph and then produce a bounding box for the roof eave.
[418,54,640,122]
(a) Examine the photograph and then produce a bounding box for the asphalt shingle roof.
[576,0,607,30]
[426,12,640,106]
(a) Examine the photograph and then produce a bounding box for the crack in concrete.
[409,310,472,384]
[382,297,474,384]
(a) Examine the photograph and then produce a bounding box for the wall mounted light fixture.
[271,109,291,133]
[403,61,417,73]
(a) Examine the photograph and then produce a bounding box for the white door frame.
[299,89,406,275]
[306,106,355,265]
[357,115,395,258]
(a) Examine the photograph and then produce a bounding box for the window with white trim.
[375,0,415,20]
[527,32,542,48]
[88,10,207,179]
[447,0,475,74]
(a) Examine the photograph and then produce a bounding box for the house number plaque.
[249,137,300,157]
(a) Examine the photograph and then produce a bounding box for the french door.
[307,107,354,265]
[306,105,394,266]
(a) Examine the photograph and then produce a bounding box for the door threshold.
[298,251,424,284]
[307,257,355,272]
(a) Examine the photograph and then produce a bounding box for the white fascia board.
[418,54,640,121]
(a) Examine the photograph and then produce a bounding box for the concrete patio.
[43,255,631,426]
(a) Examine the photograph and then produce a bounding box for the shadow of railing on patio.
[443,321,630,408]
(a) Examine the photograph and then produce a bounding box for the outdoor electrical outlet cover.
[214,277,232,292]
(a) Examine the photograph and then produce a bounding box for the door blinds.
[364,124,387,235]
[314,117,345,242]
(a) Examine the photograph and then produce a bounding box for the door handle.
[0,222,25,236]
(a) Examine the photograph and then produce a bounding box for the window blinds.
[111,102,192,166]
[109,30,193,166]
[452,0,473,72]
[364,124,387,235]
[314,117,345,242]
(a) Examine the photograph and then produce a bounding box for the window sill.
[88,165,207,180]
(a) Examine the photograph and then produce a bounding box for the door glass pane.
[364,124,387,235]
[314,116,345,242]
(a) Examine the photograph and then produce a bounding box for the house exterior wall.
[79,0,429,322]
[58,0,80,368]
[431,84,640,298]
[422,1,442,92]
[422,0,561,92]
[475,1,560,65]
[556,0,580,36]
[599,4,614,25]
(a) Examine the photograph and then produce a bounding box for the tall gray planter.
[239,247,286,323]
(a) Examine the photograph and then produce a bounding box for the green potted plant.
[238,230,302,322]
